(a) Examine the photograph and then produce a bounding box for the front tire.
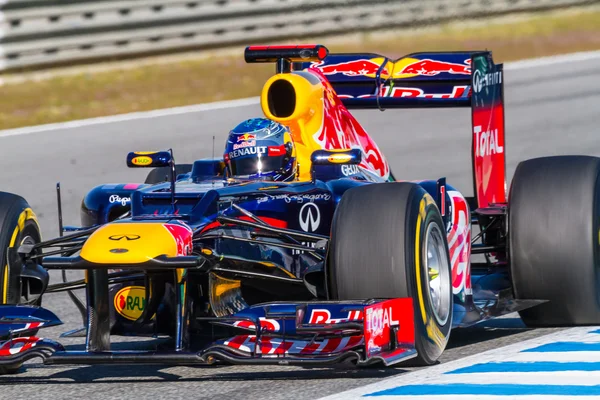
[0,192,42,305]
[328,182,453,365]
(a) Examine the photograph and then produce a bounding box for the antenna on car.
[169,148,176,211]
[56,182,63,237]
[212,135,216,187]
[212,135,215,161]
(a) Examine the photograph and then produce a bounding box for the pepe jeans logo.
[109,234,141,241]
[109,195,131,206]
[299,203,320,232]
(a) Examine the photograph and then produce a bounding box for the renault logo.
[299,203,320,232]
[109,234,141,241]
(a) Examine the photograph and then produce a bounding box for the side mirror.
[310,149,362,165]
[126,151,172,168]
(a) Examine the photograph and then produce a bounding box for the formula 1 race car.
[1,44,599,374]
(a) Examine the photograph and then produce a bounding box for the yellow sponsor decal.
[131,156,153,166]
[134,151,157,155]
[327,153,353,164]
[114,286,151,321]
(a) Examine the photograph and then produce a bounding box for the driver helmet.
[224,118,297,182]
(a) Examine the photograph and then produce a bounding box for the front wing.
[0,298,416,371]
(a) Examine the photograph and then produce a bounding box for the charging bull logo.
[114,286,148,321]
[313,57,470,79]
[314,59,389,77]
[395,58,471,77]
[310,68,391,179]
[237,133,256,142]
[164,222,193,256]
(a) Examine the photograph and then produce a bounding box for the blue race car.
[1,45,598,374]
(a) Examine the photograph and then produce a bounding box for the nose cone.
[80,222,193,264]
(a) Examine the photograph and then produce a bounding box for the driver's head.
[224,118,297,182]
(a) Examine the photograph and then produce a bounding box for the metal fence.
[0,0,596,71]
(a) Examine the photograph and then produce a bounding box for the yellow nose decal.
[80,222,192,264]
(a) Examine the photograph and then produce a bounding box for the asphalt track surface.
[0,54,599,399]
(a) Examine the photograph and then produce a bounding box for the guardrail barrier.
[0,0,596,71]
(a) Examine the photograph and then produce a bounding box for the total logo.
[473,69,502,93]
[365,306,399,337]
[474,125,504,157]
[341,164,360,176]
[299,202,320,232]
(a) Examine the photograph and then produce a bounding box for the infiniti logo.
[299,203,320,232]
[473,68,502,94]
[109,234,141,241]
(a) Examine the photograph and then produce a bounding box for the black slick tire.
[0,192,42,305]
[509,155,600,326]
[328,182,453,365]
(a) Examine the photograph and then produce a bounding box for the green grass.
[0,8,598,130]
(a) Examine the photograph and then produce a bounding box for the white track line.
[1,49,599,139]
[318,326,600,400]
[0,96,259,138]
[503,50,600,70]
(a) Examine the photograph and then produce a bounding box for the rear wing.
[246,45,506,209]
[302,52,473,108]
[301,51,507,209]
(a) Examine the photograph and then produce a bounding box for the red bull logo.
[237,133,256,142]
[163,222,193,256]
[397,58,471,77]
[383,85,469,99]
[315,59,389,77]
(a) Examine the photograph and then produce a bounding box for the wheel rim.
[424,222,451,326]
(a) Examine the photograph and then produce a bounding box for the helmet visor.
[228,155,288,179]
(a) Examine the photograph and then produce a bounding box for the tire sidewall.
[0,195,42,305]
[406,190,453,364]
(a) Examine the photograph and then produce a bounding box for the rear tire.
[145,164,193,184]
[509,156,600,326]
[0,192,42,305]
[328,182,453,365]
